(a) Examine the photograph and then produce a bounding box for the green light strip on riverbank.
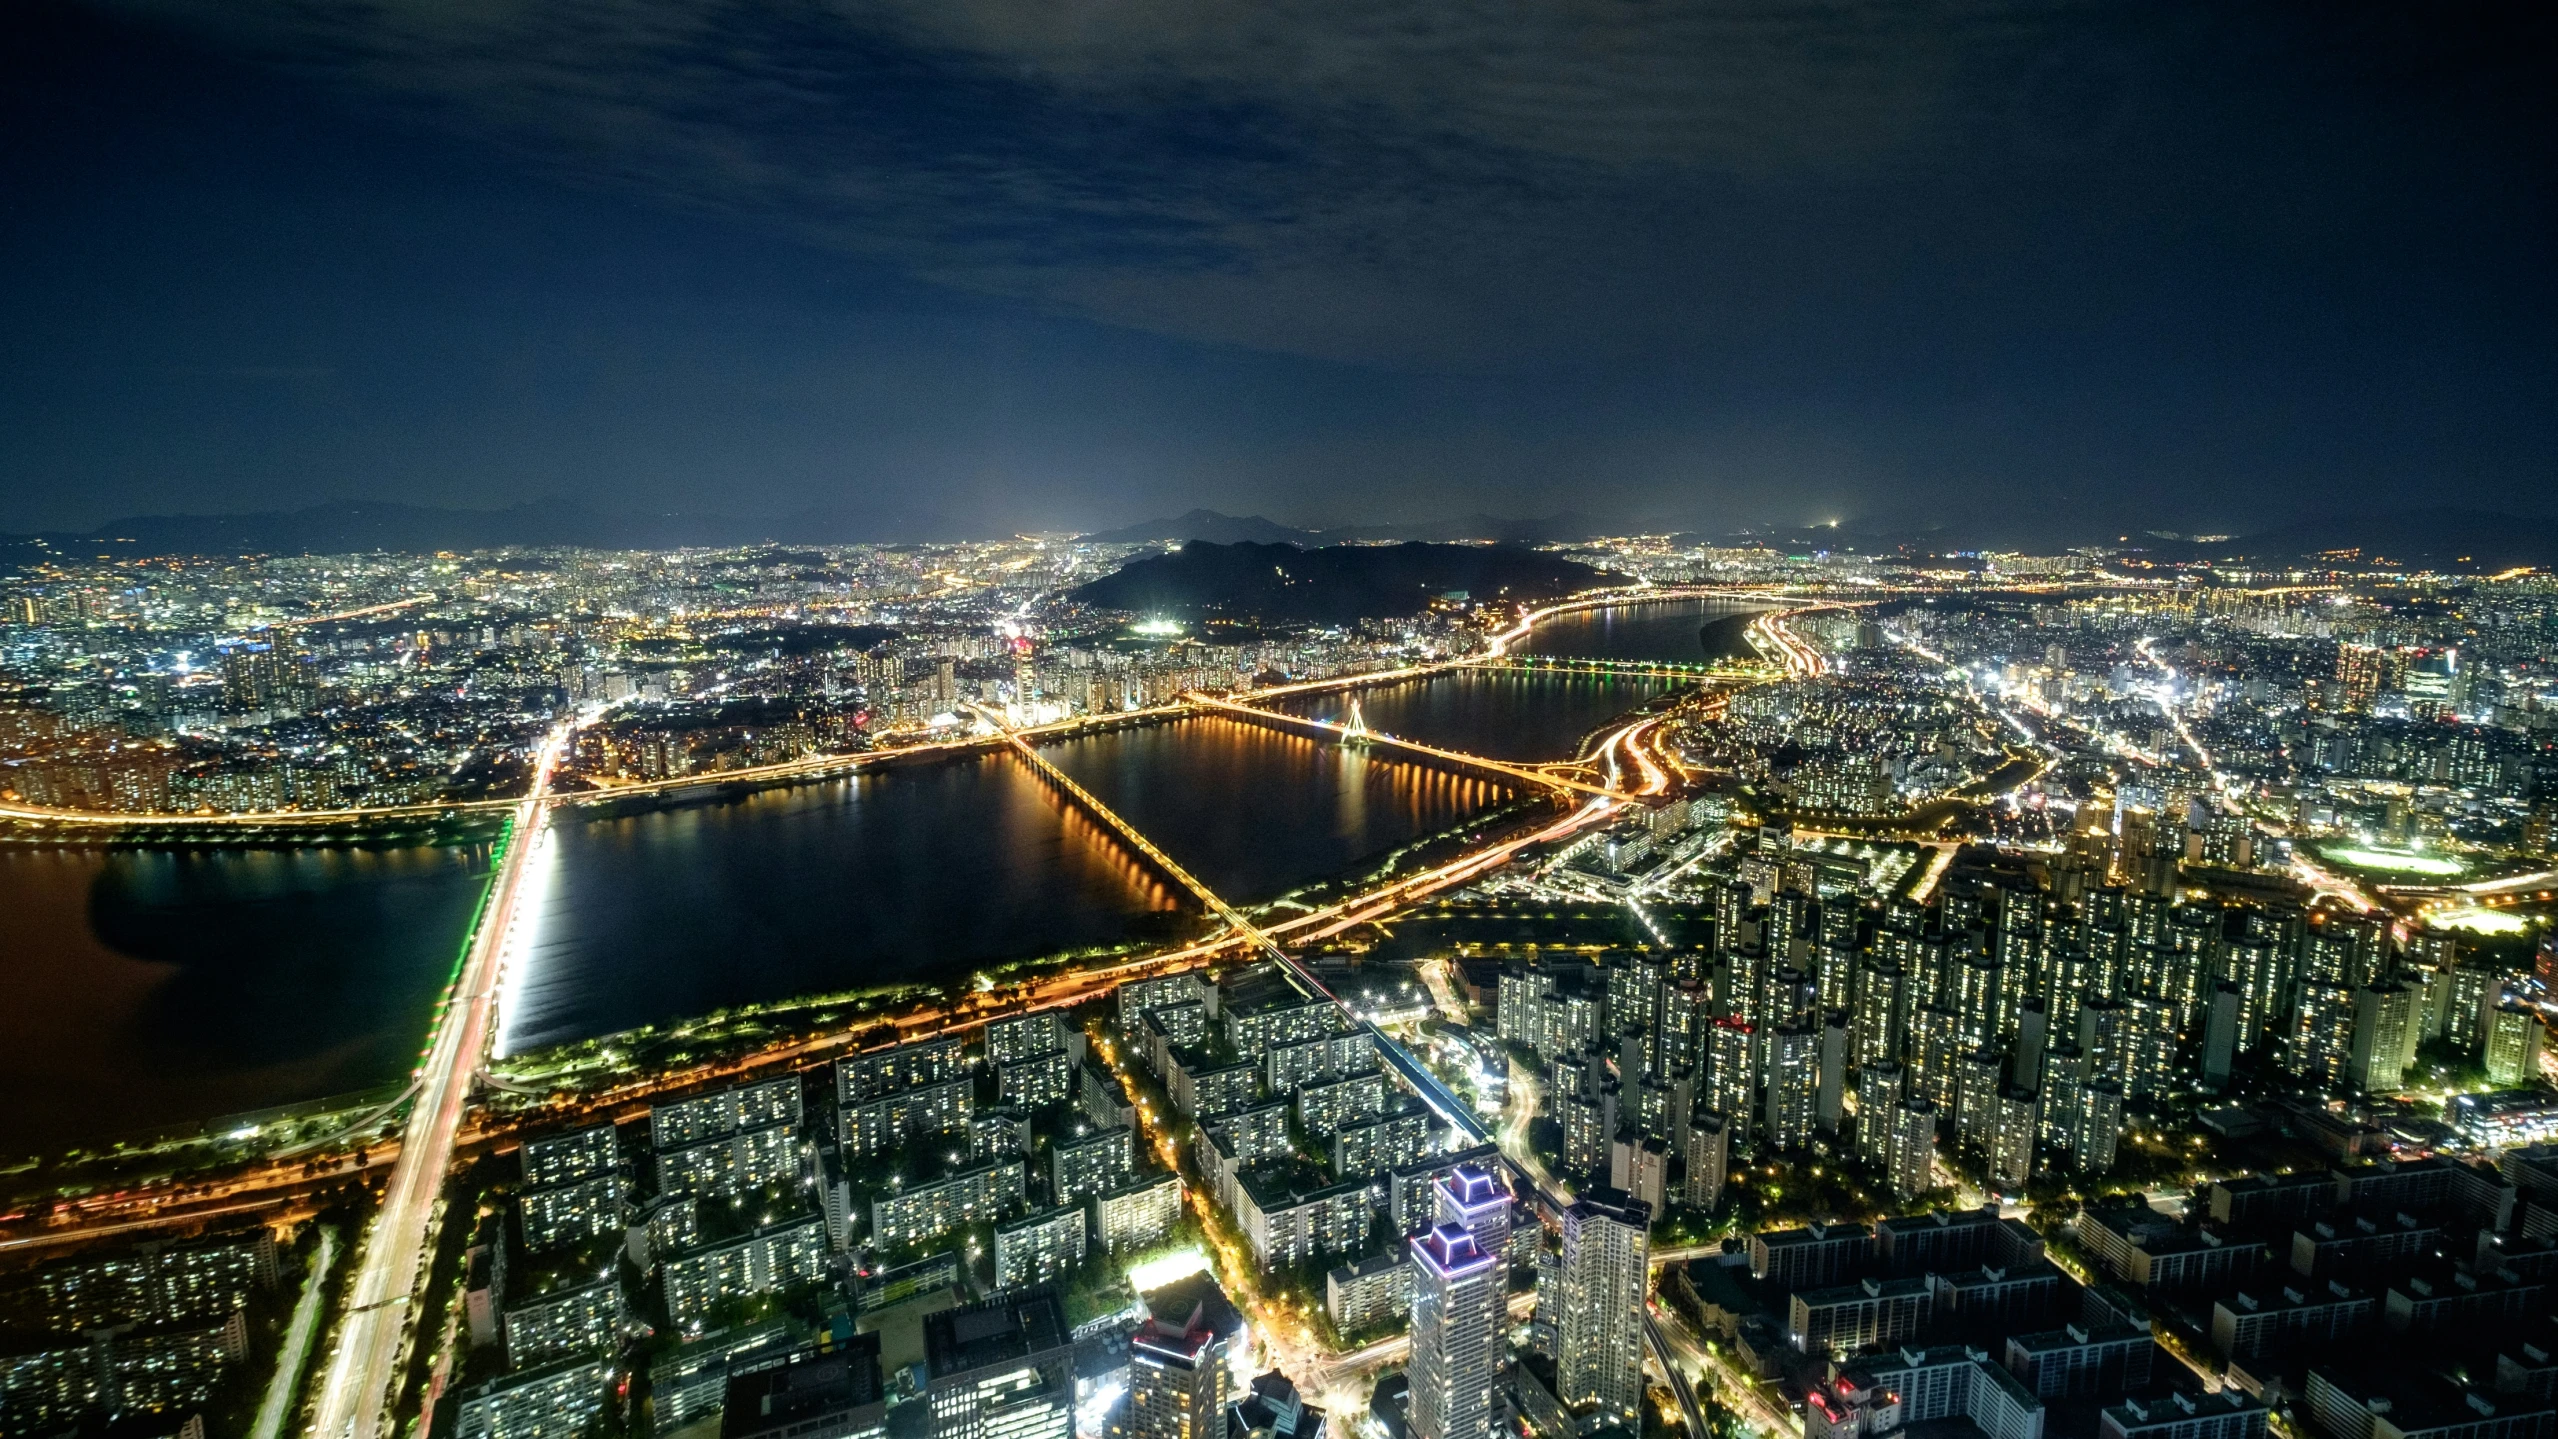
[415,817,514,1074]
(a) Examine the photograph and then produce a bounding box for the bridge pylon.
[1342,698,1372,746]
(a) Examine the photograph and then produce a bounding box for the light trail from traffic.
[306,722,570,1439]
[13,593,1740,1410]
[2135,636,2221,781]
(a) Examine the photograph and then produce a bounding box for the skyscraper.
[1435,1165,1511,1269]
[1126,1318,1227,1439]
[1409,1224,1503,1439]
[1557,1191,1650,1426]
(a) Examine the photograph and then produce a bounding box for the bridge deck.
[1188,693,1640,802]
[987,716,1493,1144]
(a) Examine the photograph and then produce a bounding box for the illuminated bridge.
[983,713,1497,1145]
[1185,692,1641,804]
[1476,654,1765,680]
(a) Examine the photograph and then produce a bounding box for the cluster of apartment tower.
[1497,853,2543,1202]
[451,1007,1185,1439]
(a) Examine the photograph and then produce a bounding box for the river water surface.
[1,610,1725,1154]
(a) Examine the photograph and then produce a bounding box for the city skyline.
[6,9,2558,1439]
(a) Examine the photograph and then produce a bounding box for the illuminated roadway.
[979,700,1729,1430]
[1187,692,1642,803]
[16,592,1722,1420]
[306,723,570,1439]
[981,707,1513,1144]
[0,582,1787,831]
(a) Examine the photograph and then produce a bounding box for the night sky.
[2,2,2551,540]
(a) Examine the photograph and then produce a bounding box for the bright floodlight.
[1125,1246,1211,1293]
[2430,906,2527,936]
[2317,845,2467,878]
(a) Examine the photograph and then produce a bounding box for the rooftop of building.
[1932,1259,2063,1290]
[1231,1371,1326,1439]
[1140,1273,1244,1343]
[2100,1388,2263,1430]
[2006,1321,2154,1354]
[922,1291,1068,1381]
[2302,1364,2528,1431]
[1756,1222,1876,1249]
[1131,1319,1220,1368]
[1876,1207,2005,1237]
[2216,1280,2366,1314]
[1795,1275,1933,1306]
[1329,1250,1403,1284]
[2389,1257,2539,1298]
[1412,1224,1496,1278]
[720,1341,885,1439]
[1235,1160,1357,1209]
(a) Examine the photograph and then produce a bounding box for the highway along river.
[0,610,1735,1158]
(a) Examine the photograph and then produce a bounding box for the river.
[0,605,1734,1155]
[1516,593,1774,664]
[0,842,494,1157]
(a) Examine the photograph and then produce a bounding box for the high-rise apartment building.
[1557,1192,1651,1426]
[2349,982,2421,1094]
[1988,1089,2037,1192]
[1888,1100,1937,1199]
[2070,1082,2124,1174]
[1125,1318,1226,1439]
[1684,1113,1730,1210]
[2487,1003,2545,1088]
[1435,1166,1510,1264]
[1764,1027,1818,1151]
[1702,1022,1755,1142]
[1408,1224,1503,1439]
[1854,1063,1904,1167]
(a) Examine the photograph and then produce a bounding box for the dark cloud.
[1,1,2552,536]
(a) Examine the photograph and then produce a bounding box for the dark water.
[1518,595,1773,663]
[0,843,493,1157]
[1277,669,1671,762]
[1042,715,1511,903]
[2,653,1705,1151]
[500,718,1518,1054]
[498,752,1184,1055]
